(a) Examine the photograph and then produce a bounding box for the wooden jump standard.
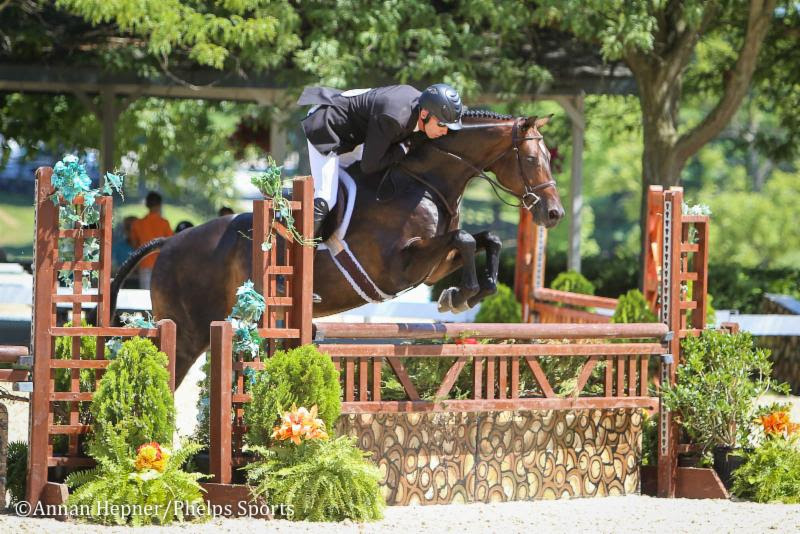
[516,186,715,497]
[25,167,177,508]
[515,186,709,328]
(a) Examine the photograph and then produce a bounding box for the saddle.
[316,169,358,245]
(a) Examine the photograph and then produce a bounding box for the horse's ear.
[534,114,553,130]
[523,116,538,130]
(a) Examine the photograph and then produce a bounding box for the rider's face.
[419,110,449,139]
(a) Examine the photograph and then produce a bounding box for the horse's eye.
[526,156,537,163]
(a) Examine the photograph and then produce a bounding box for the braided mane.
[462,109,515,120]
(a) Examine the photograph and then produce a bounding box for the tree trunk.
[635,70,684,284]
[628,0,777,288]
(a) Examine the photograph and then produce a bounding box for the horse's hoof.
[452,300,471,313]
[437,287,457,313]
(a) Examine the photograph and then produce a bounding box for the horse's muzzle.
[531,200,565,229]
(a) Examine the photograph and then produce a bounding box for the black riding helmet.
[419,83,463,130]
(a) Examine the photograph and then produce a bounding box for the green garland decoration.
[250,156,317,250]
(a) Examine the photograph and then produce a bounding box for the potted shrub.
[663,330,788,488]
[731,409,800,503]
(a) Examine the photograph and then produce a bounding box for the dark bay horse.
[112,111,564,386]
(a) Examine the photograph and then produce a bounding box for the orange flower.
[135,441,170,472]
[271,405,329,445]
[455,337,478,345]
[760,411,798,437]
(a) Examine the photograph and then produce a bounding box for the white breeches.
[307,140,362,209]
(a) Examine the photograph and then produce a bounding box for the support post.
[210,321,233,484]
[643,186,664,310]
[657,189,682,497]
[157,320,177,393]
[556,94,585,273]
[27,168,58,507]
[269,111,288,166]
[100,87,116,183]
[514,207,547,324]
[291,177,314,344]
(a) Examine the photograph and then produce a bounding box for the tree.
[532,0,779,253]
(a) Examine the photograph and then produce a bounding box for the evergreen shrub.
[6,441,27,505]
[732,436,800,503]
[474,283,521,323]
[244,344,340,447]
[612,289,657,323]
[90,337,175,452]
[550,270,595,295]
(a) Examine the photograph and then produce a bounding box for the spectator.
[111,215,137,273]
[218,206,234,217]
[130,192,172,289]
[175,220,194,233]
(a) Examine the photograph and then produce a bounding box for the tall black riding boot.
[311,198,329,305]
[313,198,329,235]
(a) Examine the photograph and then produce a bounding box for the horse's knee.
[484,231,502,252]
[454,229,476,248]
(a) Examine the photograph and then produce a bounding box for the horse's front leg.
[466,230,502,308]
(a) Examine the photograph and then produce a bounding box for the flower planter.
[190,450,210,474]
[678,452,702,467]
[712,446,747,489]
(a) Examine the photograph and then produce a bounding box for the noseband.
[423,119,557,211]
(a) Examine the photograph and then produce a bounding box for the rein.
[390,119,556,217]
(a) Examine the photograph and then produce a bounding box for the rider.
[297,83,465,233]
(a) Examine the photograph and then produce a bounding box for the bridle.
[393,119,557,217]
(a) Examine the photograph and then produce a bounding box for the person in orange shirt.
[130,192,173,289]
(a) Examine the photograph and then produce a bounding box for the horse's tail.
[107,238,168,323]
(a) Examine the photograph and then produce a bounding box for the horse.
[112,111,565,387]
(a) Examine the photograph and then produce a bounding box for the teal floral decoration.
[51,155,125,289]
[226,280,266,361]
[50,155,125,229]
[103,172,125,198]
[105,312,158,357]
[51,155,92,204]
[229,280,265,324]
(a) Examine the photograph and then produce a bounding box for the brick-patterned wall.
[336,408,642,505]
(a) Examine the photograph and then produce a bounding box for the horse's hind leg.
[410,230,479,313]
[466,231,502,308]
[421,230,502,311]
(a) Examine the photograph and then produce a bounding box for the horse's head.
[488,115,565,228]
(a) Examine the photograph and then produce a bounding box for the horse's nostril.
[548,209,561,221]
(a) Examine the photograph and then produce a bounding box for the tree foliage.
[1,0,799,274]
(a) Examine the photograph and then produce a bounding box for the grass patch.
[0,193,209,261]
